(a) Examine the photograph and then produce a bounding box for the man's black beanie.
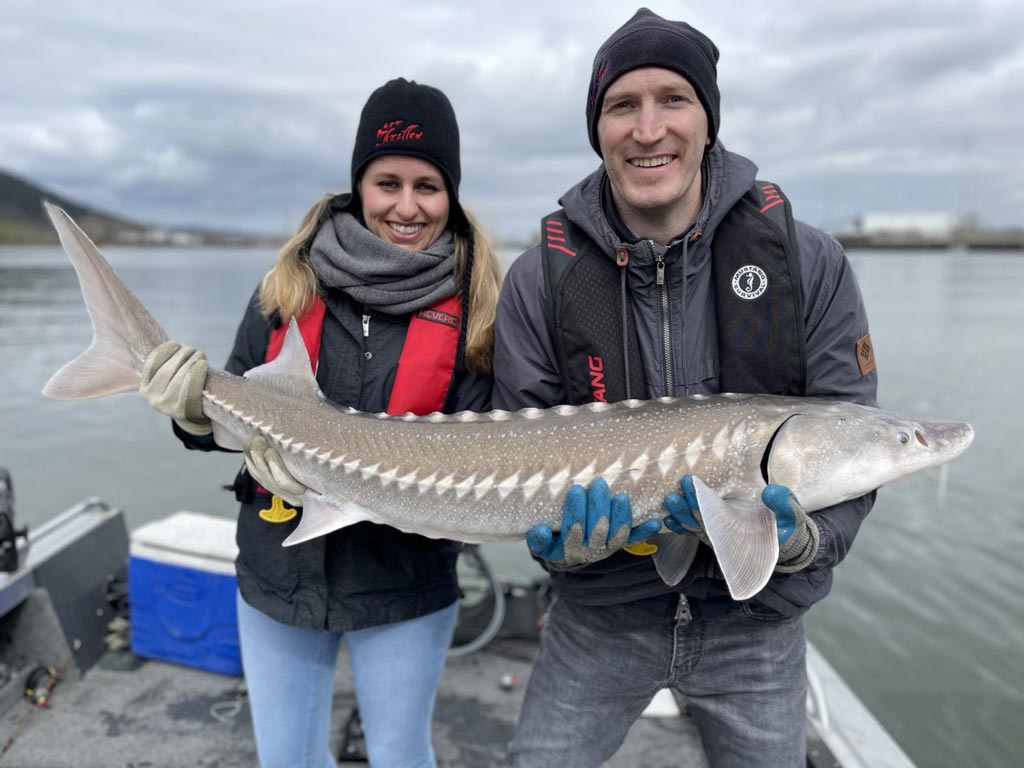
[350,78,467,228]
[586,8,721,156]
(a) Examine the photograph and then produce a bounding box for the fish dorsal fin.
[651,533,701,587]
[244,318,322,397]
[281,493,374,547]
[691,476,778,601]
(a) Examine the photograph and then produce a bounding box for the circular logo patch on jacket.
[731,265,768,300]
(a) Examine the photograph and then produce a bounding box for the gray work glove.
[244,436,309,508]
[761,484,820,573]
[139,340,212,436]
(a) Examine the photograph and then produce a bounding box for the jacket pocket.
[235,496,302,597]
[740,600,796,624]
[683,357,719,394]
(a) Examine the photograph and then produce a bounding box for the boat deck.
[0,639,706,767]
[0,500,914,768]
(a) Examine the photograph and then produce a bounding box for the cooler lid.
[130,511,238,574]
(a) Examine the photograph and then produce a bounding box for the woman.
[139,78,501,767]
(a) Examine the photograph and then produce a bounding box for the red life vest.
[266,294,463,416]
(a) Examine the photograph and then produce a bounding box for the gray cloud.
[2,0,1021,241]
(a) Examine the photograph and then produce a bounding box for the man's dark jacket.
[493,144,878,618]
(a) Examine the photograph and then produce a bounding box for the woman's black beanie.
[586,8,721,155]
[350,78,468,230]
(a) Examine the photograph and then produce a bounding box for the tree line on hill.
[0,169,279,247]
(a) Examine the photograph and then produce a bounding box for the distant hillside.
[0,169,280,246]
[0,169,149,244]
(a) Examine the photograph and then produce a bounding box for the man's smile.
[628,155,676,168]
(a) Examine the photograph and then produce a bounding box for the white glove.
[139,341,212,436]
[244,436,309,507]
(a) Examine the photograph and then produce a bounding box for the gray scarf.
[308,212,456,314]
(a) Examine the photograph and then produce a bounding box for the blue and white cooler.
[129,511,241,676]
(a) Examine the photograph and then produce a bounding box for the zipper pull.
[361,314,374,361]
[649,240,666,286]
[675,594,692,623]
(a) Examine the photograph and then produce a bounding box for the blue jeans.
[236,591,458,768]
[509,595,807,768]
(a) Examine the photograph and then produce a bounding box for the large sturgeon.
[42,203,974,600]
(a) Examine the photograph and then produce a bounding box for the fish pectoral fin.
[651,533,701,587]
[691,476,779,601]
[281,493,373,547]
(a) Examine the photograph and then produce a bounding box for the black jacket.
[493,144,878,618]
[178,284,492,632]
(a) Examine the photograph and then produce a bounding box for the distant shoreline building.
[834,211,1024,250]
[855,212,977,239]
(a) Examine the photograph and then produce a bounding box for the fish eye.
[897,432,910,445]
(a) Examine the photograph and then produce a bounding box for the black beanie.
[586,8,721,156]
[350,78,467,229]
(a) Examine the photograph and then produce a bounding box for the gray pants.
[509,594,807,768]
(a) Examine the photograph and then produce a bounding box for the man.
[493,8,877,767]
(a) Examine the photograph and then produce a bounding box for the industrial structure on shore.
[834,212,1024,250]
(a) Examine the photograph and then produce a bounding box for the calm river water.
[0,244,1020,767]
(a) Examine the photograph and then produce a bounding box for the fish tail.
[41,203,169,400]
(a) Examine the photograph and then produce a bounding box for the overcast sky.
[3,0,1022,241]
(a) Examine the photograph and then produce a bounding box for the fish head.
[765,403,974,511]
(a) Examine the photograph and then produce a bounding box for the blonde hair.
[457,210,502,375]
[259,196,502,375]
[258,194,331,322]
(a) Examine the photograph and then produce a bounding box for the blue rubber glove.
[661,475,711,546]
[527,478,663,570]
[662,475,819,572]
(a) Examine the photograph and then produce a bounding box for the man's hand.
[663,475,819,572]
[244,436,309,507]
[139,340,212,436]
[527,478,662,569]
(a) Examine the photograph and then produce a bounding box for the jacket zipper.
[648,240,674,395]
[362,314,372,360]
